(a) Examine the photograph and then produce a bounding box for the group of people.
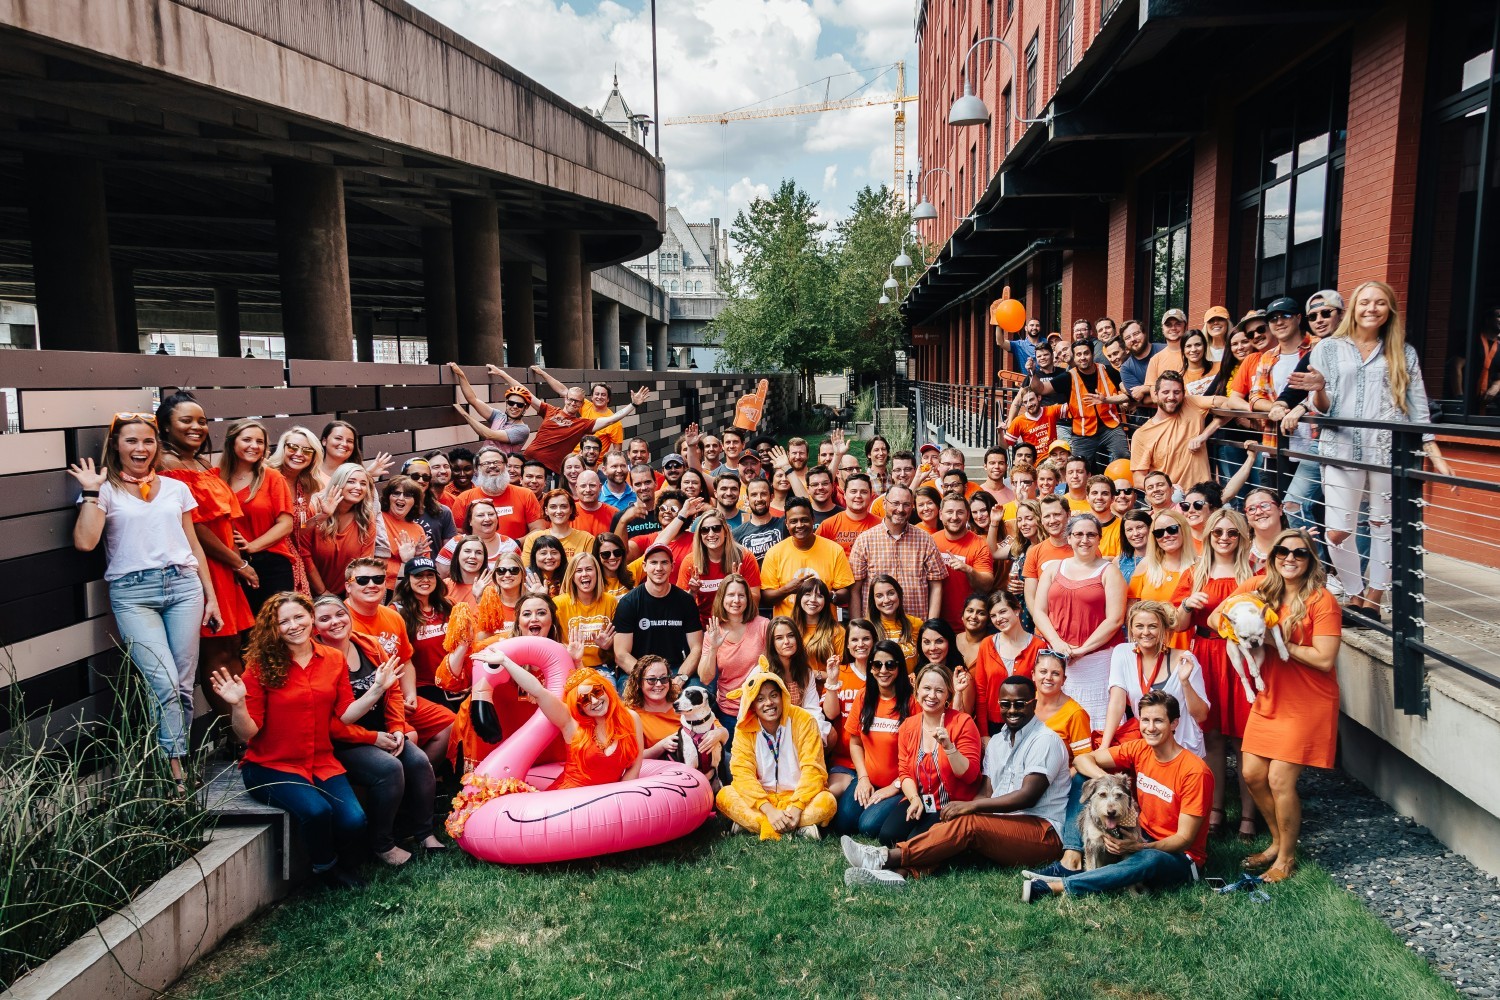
[69,279,1441,897]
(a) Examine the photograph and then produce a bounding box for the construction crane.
[665,62,918,209]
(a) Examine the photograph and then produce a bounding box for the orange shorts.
[408,696,456,743]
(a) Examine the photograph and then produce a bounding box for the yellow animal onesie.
[716,670,838,840]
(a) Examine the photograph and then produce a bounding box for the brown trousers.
[899,812,1062,876]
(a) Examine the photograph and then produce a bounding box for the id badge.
[921,793,937,814]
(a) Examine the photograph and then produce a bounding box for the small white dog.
[1216,594,1289,704]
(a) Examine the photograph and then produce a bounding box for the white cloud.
[408,0,918,232]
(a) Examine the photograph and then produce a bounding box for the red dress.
[161,467,256,637]
[1190,575,1250,738]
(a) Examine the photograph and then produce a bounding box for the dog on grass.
[668,686,728,787]
[1079,774,1145,873]
[1215,594,1289,705]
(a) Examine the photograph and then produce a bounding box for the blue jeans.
[241,763,367,872]
[1062,848,1197,896]
[109,566,205,758]
[1282,459,1326,562]
[1061,772,1087,853]
[833,776,907,838]
[335,741,436,852]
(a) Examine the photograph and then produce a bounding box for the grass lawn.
[177,822,1456,1000]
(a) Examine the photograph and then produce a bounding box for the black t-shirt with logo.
[613,584,702,667]
[733,517,787,559]
[611,507,663,541]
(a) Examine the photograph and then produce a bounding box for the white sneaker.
[844,867,906,888]
[797,824,822,840]
[840,834,888,871]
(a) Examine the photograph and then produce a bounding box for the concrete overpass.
[0,0,670,367]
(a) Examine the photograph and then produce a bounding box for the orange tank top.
[553,733,630,790]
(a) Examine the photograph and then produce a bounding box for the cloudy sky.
[408,0,920,243]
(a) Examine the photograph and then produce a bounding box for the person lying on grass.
[1021,689,1213,902]
[716,666,837,840]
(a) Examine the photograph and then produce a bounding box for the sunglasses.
[997,698,1036,709]
[579,688,609,705]
[1210,527,1241,539]
[1116,488,1141,498]
[352,574,387,586]
[405,472,432,482]
[1152,524,1181,539]
[1267,312,1297,322]
[1309,309,1340,321]
[1245,325,1269,337]
[1271,545,1314,562]
[112,411,158,427]
[283,444,317,456]
[1069,531,1100,539]
[870,659,901,671]
[598,549,623,559]
[1179,500,1209,511]
[700,524,725,535]
[505,399,527,407]
[642,675,671,686]
[495,566,523,576]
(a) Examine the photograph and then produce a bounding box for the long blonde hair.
[691,510,745,577]
[1329,280,1413,416]
[319,462,377,541]
[1254,528,1328,636]
[1191,508,1253,592]
[268,426,324,498]
[220,419,270,500]
[1143,508,1192,589]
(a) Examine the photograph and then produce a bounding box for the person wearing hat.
[1203,306,1232,363]
[447,362,529,456]
[612,540,704,686]
[1232,309,1272,354]
[660,451,687,491]
[1244,295,1324,545]
[1143,308,1188,390]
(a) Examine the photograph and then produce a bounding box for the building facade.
[906,0,1500,417]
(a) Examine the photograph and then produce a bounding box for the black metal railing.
[910,379,1023,452]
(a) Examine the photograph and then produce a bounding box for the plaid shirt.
[849,520,948,619]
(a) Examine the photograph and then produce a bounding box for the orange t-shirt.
[842,691,907,787]
[677,551,762,626]
[572,502,620,538]
[1043,697,1094,759]
[234,472,296,560]
[817,509,882,555]
[453,484,542,536]
[1023,537,1073,579]
[827,663,866,769]
[1228,352,1259,399]
[1110,738,1212,866]
[298,520,376,596]
[1006,405,1064,450]
[932,530,994,630]
[346,603,415,664]
[637,708,681,747]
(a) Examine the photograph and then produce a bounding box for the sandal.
[1260,860,1297,883]
[1242,847,1278,871]
[1208,808,1225,838]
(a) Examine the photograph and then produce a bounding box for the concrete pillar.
[422,226,459,365]
[502,260,536,367]
[273,163,353,360]
[24,154,116,352]
[578,251,595,359]
[354,312,374,363]
[598,301,621,370]
[545,231,588,368]
[628,313,648,371]
[213,286,241,357]
[451,196,504,365]
[113,264,139,353]
[652,321,669,372]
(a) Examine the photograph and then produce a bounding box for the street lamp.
[892,229,914,270]
[878,292,891,306]
[911,166,951,221]
[883,271,899,292]
[949,35,1053,128]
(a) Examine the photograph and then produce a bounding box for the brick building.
[905,0,1499,416]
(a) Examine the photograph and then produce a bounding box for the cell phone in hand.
[206,615,221,632]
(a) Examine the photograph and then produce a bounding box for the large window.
[1414,0,1500,413]
[1228,55,1348,316]
[1134,151,1193,335]
[1057,0,1076,79]
[1024,34,1039,121]
[1001,85,1013,153]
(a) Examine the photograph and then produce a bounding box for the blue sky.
[408,0,919,247]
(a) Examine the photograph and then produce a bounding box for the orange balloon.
[990,297,1027,334]
[1105,459,1132,483]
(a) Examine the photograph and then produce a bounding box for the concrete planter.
[7,824,293,1000]
[853,420,874,441]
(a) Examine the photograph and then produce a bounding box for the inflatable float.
[447,635,715,864]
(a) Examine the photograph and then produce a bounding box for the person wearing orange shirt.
[1023,689,1212,901]
[817,472,881,555]
[1006,388,1065,453]
[879,663,982,848]
[933,493,995,632]
[1085,475,1123,558]
[830,639,914,839]
[571,469,620,537]
[450,445,545,536]
[1022,496,1074,610]
[966,592,1049,734]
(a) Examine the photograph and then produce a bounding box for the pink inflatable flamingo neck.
[471,635,572,784]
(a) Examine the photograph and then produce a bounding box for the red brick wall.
[1337,3,1430,304]
[1106,194,1133,322]
[1062,247,1108,332]
[1187,115,1234,323]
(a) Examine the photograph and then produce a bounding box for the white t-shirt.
[1107,643,1209,758]
[981,715,1071,836]
[1270,349,1314,459]
[89,478,199,582]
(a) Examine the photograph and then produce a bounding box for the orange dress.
[1128,567,1194,650]
[1233,578,1342,769]
[161,467,255,637]
[553,732,631,790]
[1190,575,1250,737]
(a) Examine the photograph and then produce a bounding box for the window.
[1006,0,1015,25]
[970,143,979,208]
[1024,34,1039,122]
[1134,151,1193,334]
[1057,0,1076,79]
[1001,85,1012,154]
[983,121,992,183]
[1228,54,1347,315]
[987,0,996,58]
[1040,253,1063,338]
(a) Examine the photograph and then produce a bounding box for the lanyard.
[917,744,949,805]
[761,726,784,778]
[1136,646,1170,698]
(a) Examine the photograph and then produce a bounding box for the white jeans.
[1323,465,1392,595]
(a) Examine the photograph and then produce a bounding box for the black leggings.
[242,551,297,615]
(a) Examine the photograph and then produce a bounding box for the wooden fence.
[0,351,796,738]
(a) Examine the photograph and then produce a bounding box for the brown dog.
[1079,774,1145,872]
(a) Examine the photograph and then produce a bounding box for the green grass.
[175,824,1455,1000]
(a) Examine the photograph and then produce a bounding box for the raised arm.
[447,362,495,421]
[528,365,572,399]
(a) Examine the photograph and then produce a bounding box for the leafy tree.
[830,185,914,380]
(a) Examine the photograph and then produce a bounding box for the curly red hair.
[562,667,639,767]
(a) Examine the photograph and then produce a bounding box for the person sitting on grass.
[1021,690,1213,902]
[841,674,1068,886]
[716,666,837,840]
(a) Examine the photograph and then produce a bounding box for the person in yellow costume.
[716,665,837,840]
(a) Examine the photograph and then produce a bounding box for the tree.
[830,185,912,380]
